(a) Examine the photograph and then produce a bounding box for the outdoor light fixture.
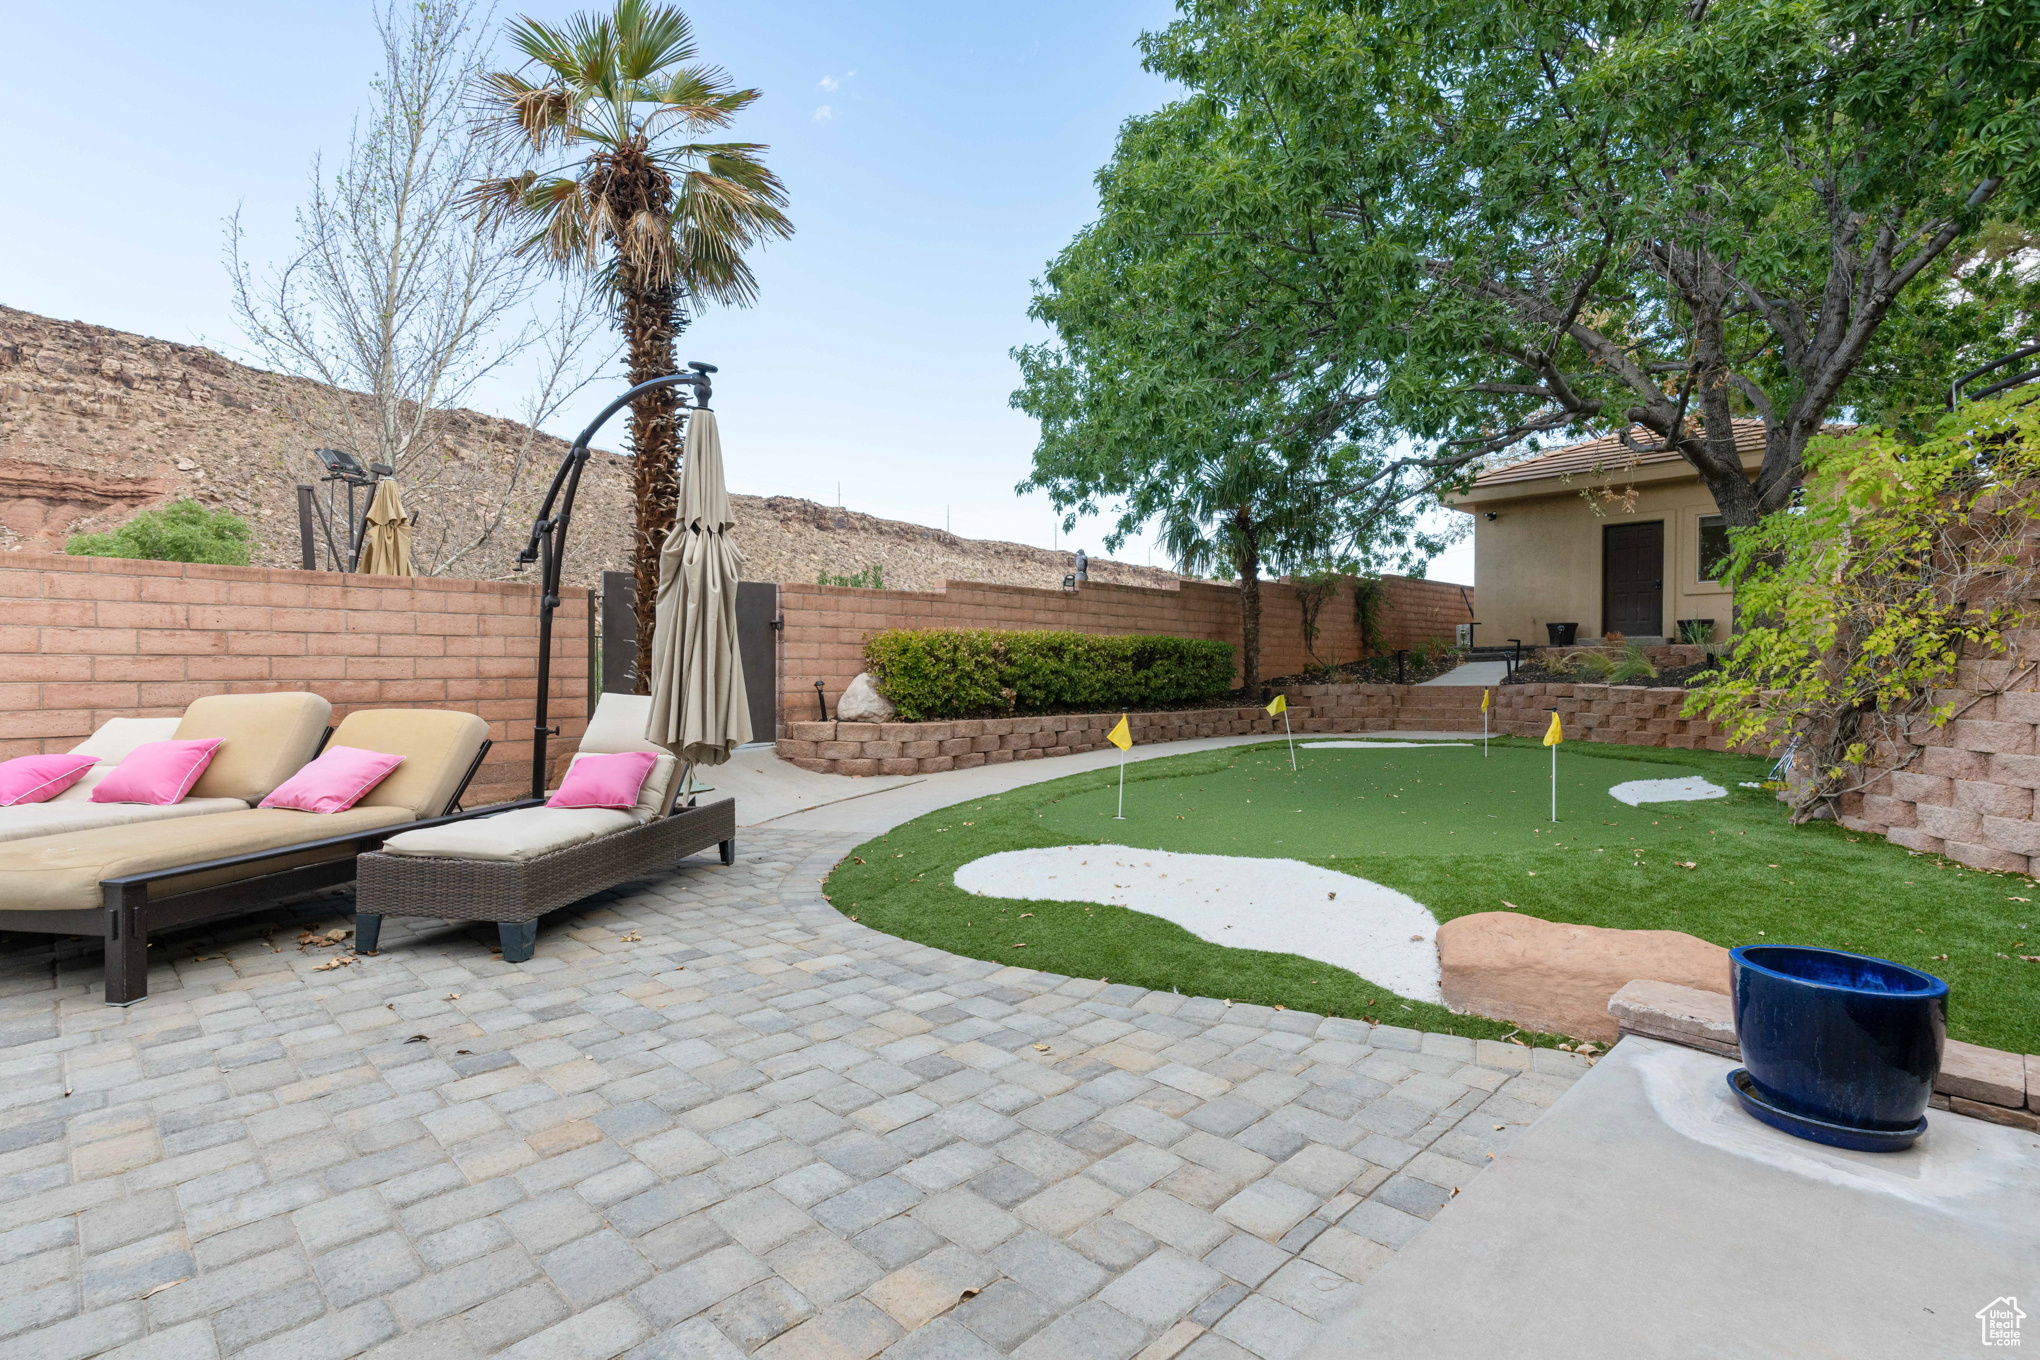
[518,362,717,800]
[1485,511,1499,521]
[313,447,369,482]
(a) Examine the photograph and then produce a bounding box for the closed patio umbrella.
[356,479,414,577]
[645,408,752,766]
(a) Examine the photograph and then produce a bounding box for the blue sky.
[0,0,1471,583]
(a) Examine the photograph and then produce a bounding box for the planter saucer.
[1725,1069,1926,1153]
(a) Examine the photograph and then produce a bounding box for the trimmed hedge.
[865,629,1236,721]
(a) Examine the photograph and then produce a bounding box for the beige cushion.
[56,717,186,803]
[0,805,412,912]
[0,797,250,845]
[578,693,672,756]
[68,717,184,762]
[176,693,334,803]
[327,709,491,819]
[380,805,637,862]
[558,751,676,823]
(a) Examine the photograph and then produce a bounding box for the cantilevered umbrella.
[356,479,414,576]
[645,408,752,766]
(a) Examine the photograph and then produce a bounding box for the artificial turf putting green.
[824,738,2039,1051]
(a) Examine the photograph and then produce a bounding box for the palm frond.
[469,0,790,306]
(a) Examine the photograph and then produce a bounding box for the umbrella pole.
[520,369,717,804]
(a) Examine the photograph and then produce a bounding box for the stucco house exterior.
[1443,421,1774,647]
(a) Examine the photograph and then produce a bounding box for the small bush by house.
[865,628,1236,721]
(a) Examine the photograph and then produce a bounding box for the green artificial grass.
[824,738,2040,1051]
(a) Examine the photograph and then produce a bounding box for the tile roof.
[1470,418,1770,488]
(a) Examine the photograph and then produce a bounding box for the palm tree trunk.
[1235,510,1262,696]
[619,276,686,693]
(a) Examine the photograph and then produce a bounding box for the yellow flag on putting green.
[1106,715,1132,751]
[1481,687,1490,712]
[1266,694,1287,717]
[1543,711,1564,746]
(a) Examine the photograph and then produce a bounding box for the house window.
[1698,515,1731,582]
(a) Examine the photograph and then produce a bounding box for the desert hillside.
[0,305,1180,593]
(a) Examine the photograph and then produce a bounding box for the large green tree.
[1020,0,2040,565]
[471,0,790,685]
[1014,93,1445,693]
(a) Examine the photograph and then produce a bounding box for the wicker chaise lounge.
[353,694,736,963]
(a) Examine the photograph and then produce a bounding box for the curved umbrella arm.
[522,364,717,801]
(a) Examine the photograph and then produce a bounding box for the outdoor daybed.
[0,707,503,1004]
[354,693,735,963]
[0,694,333,844]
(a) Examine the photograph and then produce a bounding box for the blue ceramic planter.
[1728,945,1947,1151]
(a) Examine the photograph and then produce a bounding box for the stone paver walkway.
[0,822,1586,1360]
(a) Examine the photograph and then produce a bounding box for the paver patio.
[0,811,1588,1360]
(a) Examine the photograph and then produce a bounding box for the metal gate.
[600,572,778,742]
[734,582,779,743]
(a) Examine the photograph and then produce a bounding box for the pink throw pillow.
[91,740,223,806]
[0,753,101,806]
[258,746,405,815]
[549,750,658,809]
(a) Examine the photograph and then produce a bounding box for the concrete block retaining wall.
[1838,686,2040,874]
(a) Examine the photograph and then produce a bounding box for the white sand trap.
[1302,740,1471,749]
[1609,776,1727,806]
[952,845,1443,1003]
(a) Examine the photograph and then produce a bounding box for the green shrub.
[1607,642,1660,684]
[865,629,1236,721]
[819,564,884,589]
[66,499,252,566]
[1556,643,1658,684]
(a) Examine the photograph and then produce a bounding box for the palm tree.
[469,0,791,687]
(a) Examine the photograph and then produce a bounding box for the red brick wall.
[0,552,590,806]
[778,573,1473,726]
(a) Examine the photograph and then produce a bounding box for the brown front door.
[1602,521,1664,638]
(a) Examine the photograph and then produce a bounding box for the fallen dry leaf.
[1409,934,1424,942]
[1032,1043,1050,1052]
[618,932,642,943]
[139,1278,189,1300]
[446,993,461,1001]
[1501,900,1520,910]
[1019,912,1033,918]
[1675,861,1698,870]
[404,1035,428,1044]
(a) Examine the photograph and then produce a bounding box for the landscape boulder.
[836,672,896,723]
[1437,911,1730,1042]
